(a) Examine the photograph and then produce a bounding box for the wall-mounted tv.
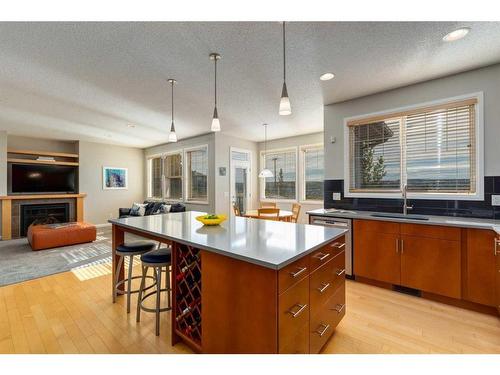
[8,163,78,194]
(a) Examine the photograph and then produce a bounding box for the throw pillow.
[159,204,172,214]
[130,203,147,216]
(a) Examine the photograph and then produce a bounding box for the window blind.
[149,157,162,198]
[347,98,477,195]
[405,104,475,193]
[187,148,208,201]
[164,153,182,199]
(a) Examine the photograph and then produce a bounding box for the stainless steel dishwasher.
[309,215,353,278]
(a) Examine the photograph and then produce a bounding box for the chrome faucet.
[402,184,413,216]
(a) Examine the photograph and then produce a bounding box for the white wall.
[78,141,145,224]
[214,133,259,216]
[324,63,500,179]
[144,133,216,214]
[258,132,324,223]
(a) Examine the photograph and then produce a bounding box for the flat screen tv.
[9,163,78,194]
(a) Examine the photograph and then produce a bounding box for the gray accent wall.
[78,141,145,224]
[324,63,500,179]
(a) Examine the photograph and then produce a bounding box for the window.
[186,146,208,202]
[262,149,297,200]
[148,156,162,198]
[164,153,182,200]
[346,96,481,199]
[302,145,324,201]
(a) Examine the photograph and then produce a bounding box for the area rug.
[0,227,138,287]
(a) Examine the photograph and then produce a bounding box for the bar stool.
[136,247,172,336]
[113,240,158,313]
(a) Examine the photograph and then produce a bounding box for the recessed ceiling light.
[443,27,470,42]
[127,124,135,128]
[320,73,335,81]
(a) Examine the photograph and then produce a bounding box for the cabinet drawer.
[354,219,399,234]
[310,236,345,272]
[310,282,346,354]
[279,256,310,294]
[310,252,345,318]
[400,223,460,241]
[278,276,310,354]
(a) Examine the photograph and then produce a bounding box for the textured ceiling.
[1,21,500,147]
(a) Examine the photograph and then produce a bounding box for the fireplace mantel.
[0,193,86,240]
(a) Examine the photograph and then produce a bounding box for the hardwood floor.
[0,262,499,354]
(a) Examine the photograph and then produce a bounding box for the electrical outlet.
[332,192,341,201]
[492,195,500,206]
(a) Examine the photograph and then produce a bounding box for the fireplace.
[20,203,70,237]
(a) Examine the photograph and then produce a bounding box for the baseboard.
[95,223,112,228]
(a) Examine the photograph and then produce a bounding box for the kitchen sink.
[370,212,430,221]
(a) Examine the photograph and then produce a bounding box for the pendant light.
[279,22,291,116]
[167,79,178,142]
[210,53,221,132]
[259,123,274,178]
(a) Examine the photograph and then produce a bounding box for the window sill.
[185,200,210,205]
[299,200,323,205]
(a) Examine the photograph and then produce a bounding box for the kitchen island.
[109,211,348,354]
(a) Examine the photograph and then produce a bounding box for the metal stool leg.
[126,255,134,313]
[136,265,147,323]
[113,255,124,303]
[155,266,162,336]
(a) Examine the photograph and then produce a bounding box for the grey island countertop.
[109,211,347,270]
[307,208,500,235]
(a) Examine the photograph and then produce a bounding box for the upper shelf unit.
[7,149,79,166]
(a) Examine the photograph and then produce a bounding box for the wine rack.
[173,243,202,351]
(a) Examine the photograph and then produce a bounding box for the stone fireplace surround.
[0,194,86,240]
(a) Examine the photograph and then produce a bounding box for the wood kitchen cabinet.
[400,235,461,299]
[353,220,461,299]
[496,235,500,314]
[353,220,401,285]
[466,229,497,306]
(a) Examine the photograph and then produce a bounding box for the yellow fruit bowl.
[195,214,227,226]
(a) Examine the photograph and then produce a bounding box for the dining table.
[243,209,294,222]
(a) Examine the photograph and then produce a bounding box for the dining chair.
[257,208,280,221]
[232,203,241,217]
[291,203,301,223]
[260,201,277,208]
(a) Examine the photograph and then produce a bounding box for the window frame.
[299,143,324,204]
[259,146,299,203]
[184,144,210,205]
[343,92,484,201]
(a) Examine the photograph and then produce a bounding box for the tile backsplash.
[324,177,500,220]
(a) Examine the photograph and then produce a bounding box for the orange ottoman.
[27,222,97,251]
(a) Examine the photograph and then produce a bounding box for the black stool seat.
[141,247,172,264]
[117,240,157,253]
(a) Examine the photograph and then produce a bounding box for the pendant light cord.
[171,81,174,124]
[214,57,218,108]
[283,22,286,82]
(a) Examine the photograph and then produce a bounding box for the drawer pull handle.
[315,323,331,337]
[314,252,331,261]
[317,282,330,293]
[335,269,345,276]
[495,238,500,256]
[332,242,345,249]
[289,267,307,278]
[331,303,345,314]
[287,303,308,318]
